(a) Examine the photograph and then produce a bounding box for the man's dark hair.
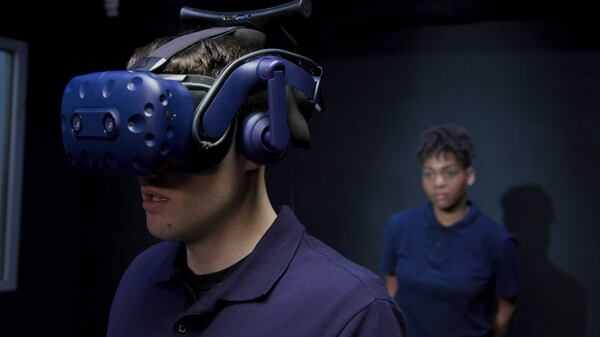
[416,124,475,168]
[127,34,267,115]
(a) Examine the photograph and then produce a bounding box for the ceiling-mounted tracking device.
[180,0,312,29]
[61,0,323,175]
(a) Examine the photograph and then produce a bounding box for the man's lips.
[141,187,170,213]
[140,186,170,201]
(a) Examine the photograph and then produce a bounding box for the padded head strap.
[128,27,241,72]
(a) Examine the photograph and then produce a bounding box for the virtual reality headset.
[61,26,323,176]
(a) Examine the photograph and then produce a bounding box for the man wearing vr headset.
[95,30,406,336]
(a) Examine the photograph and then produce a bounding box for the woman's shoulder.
[471,211,516,256]
[388,204,427,226]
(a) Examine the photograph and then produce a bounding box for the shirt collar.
[424,201,480,230]
[218,205,305,302]
[157,205,305,314]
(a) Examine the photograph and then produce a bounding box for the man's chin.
[146,217,180,241]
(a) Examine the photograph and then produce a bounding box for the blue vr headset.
[61,26,323,175]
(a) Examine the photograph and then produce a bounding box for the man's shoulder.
[285,234,394,306]
[129,241,177,268]
[118,241,178,287]
[275,233,405,334]
[108,242,178,330]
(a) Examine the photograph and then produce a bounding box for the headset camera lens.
[104,114,116,134]
[71,114,82,133]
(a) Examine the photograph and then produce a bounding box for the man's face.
[421,152,475,211]
[138,142,256,243]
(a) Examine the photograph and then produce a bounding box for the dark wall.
[1,1,598,337]
[282,20,599,337]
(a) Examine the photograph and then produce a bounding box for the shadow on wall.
[501,184,586,337]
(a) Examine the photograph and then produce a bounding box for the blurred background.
[0,0,598,336]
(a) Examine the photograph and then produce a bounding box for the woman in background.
[381,124,518,337]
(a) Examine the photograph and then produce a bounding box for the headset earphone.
[192,48,322,165]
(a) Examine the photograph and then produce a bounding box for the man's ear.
[467,167,476,186]
[229,120,261,172]
[231,141,261,172]
[244,157,261,171]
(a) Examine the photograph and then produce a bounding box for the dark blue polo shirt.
[107,206,406,337]
[381,203,518,337]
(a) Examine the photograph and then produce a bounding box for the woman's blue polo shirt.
[381,203,519,337]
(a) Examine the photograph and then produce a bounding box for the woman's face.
[421,152,475,212]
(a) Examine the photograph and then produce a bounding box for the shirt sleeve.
[494,234,520,300]
[380,214,398,275]
[337,299,407,337]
